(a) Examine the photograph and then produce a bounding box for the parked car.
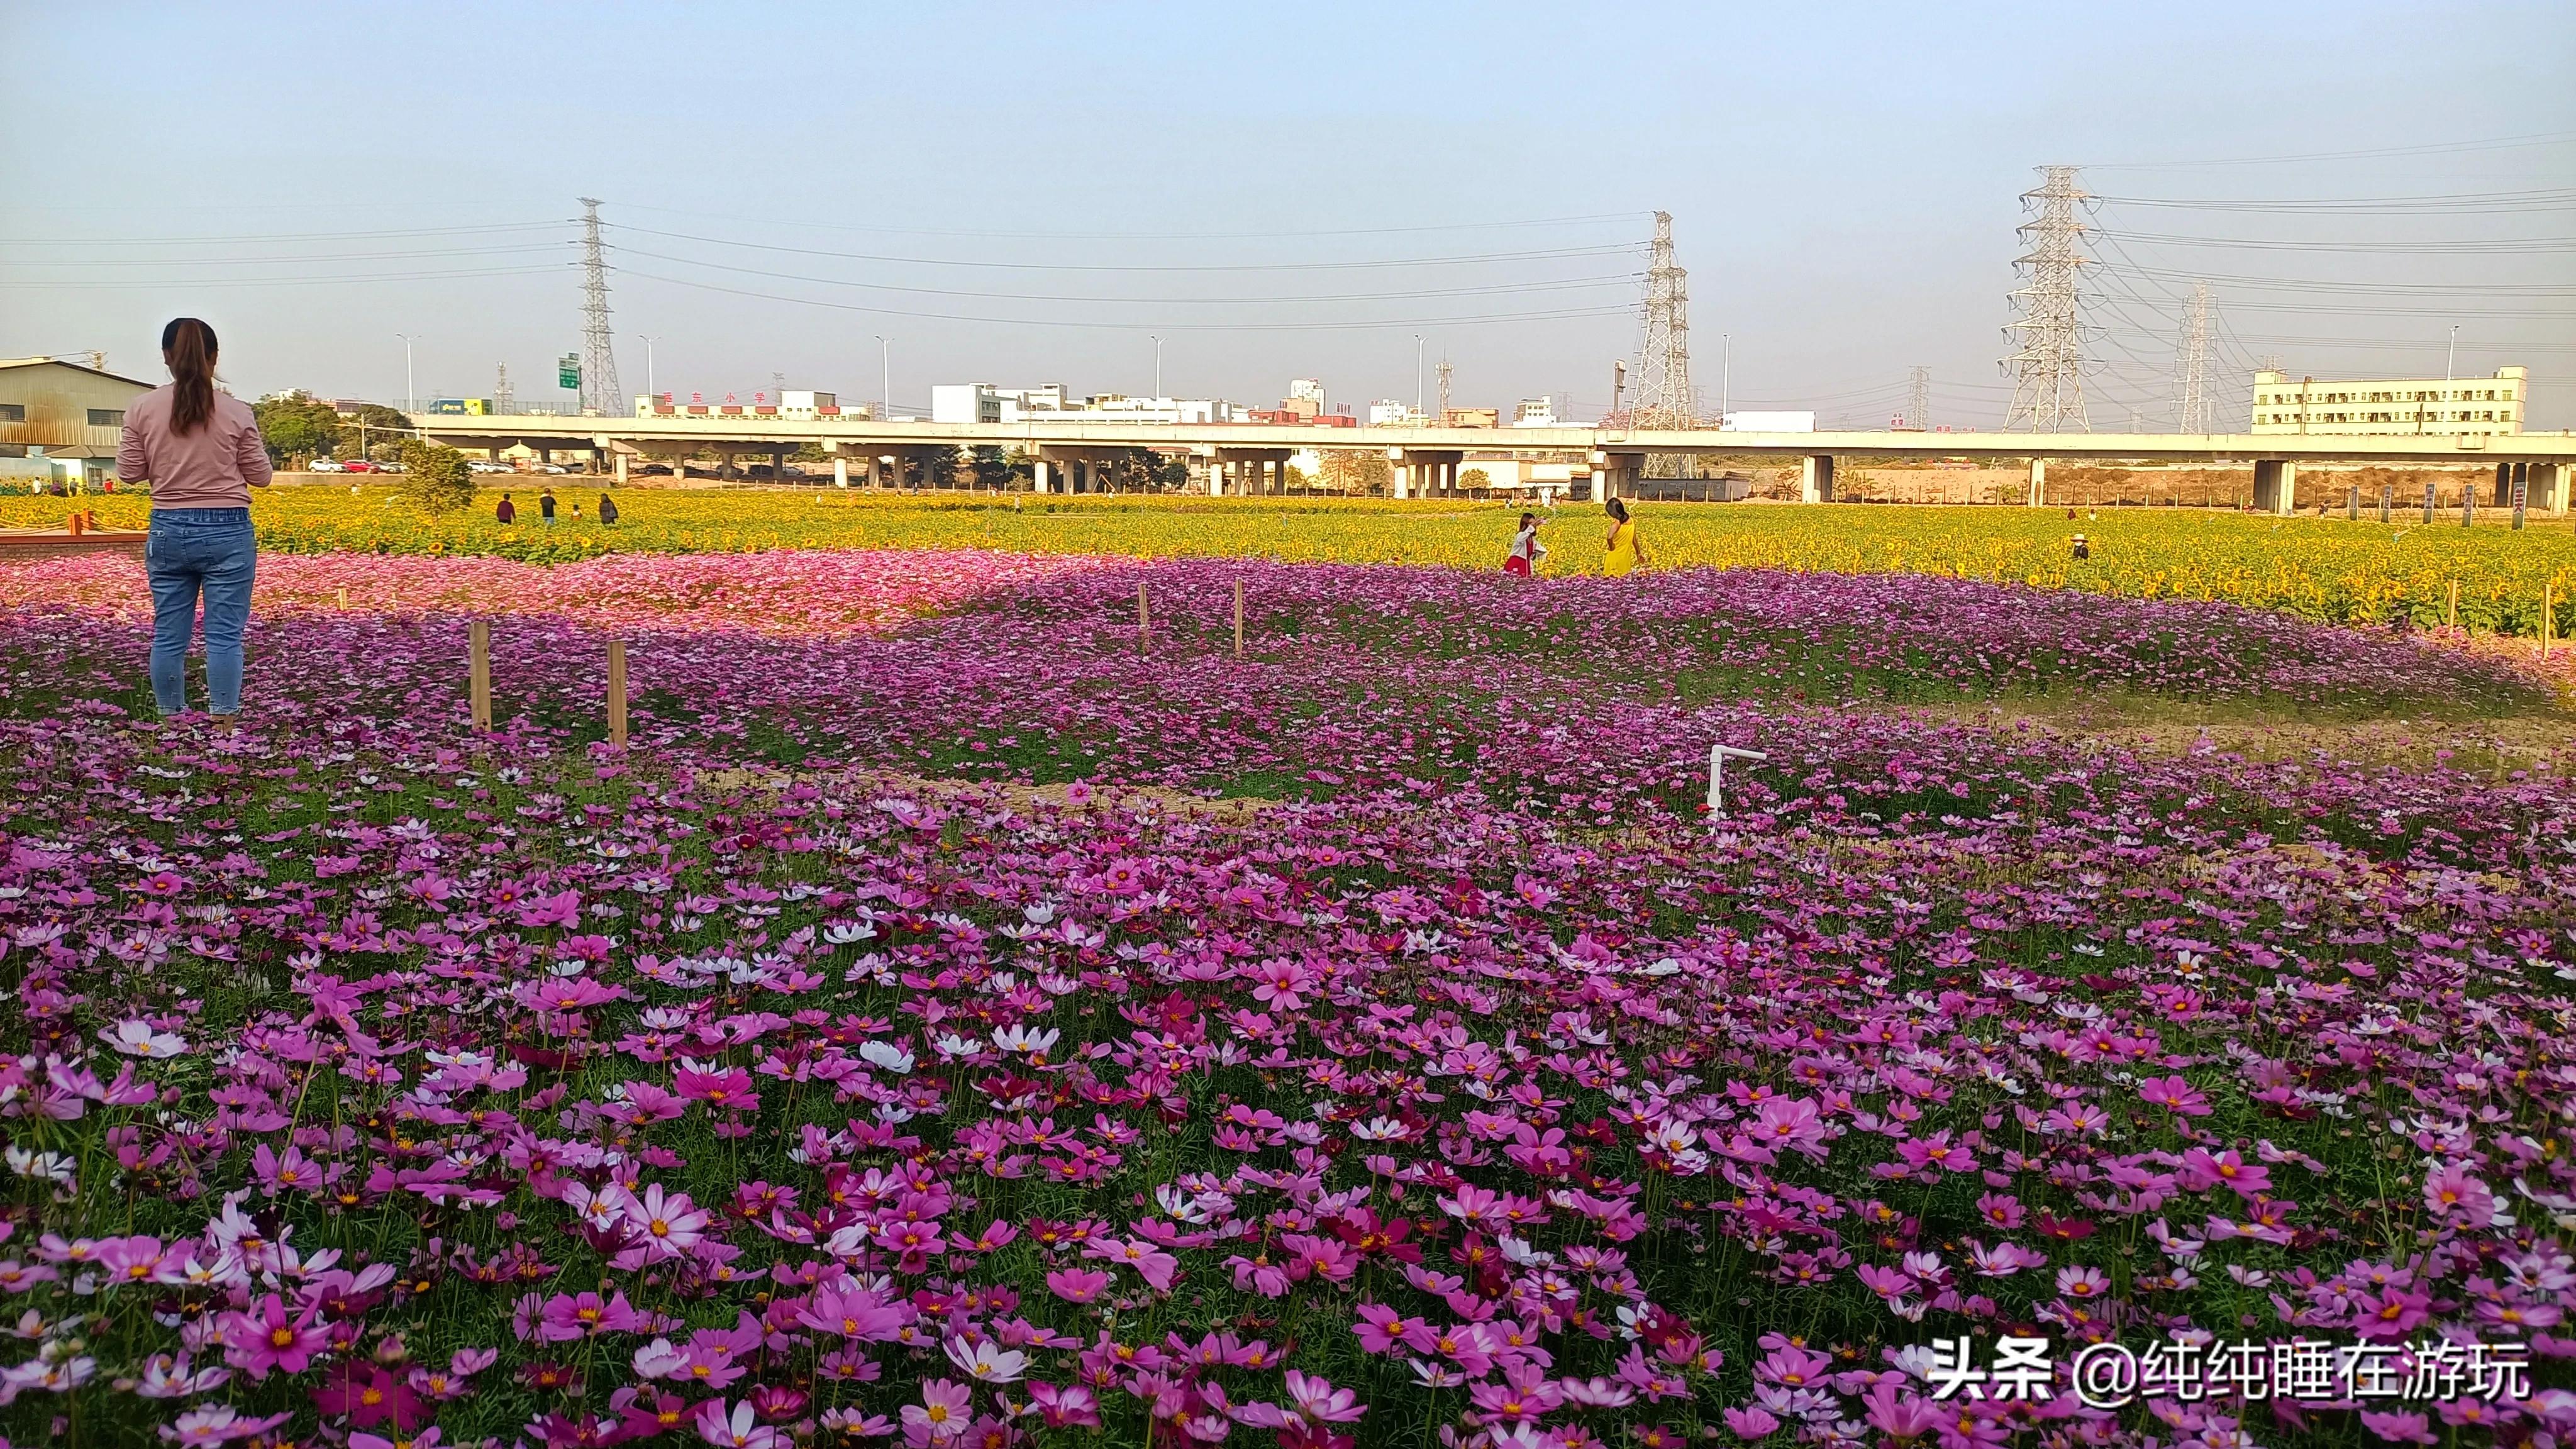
[535,464,567,474]
[309,458,346,473]
[468,460,511,474]
[342,460,377,474]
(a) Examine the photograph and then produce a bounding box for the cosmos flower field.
[1,541,2573,1449]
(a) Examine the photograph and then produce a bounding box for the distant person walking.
[597,492,619,526]
[495,492,516,525]
[1602,497,1647,577]
[118,317,271,718]
[539,489,558,526]
[569,502,583,523]
[1504,512,1545,577]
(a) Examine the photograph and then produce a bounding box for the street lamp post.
[638,336,659,399]
[1151,336,1162,399]
[394,333,419,413]
[876,336,890,420]
[1414,335,1424,420]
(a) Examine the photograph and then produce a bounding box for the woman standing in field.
[118,318,271,718]
[1504,512,1545,576]
[1602,497,1647,577]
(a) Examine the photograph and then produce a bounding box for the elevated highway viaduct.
[407,414,2576,517]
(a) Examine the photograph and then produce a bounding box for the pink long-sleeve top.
[117,385,273,509]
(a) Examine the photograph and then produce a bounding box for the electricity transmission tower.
[494,364,514,416]
[1634,212,1694,428]
[2175,280,2211,434]
[1904,367,1931,431]
[2001,166,2092,432]
[577,198,624,416]
[1634,211,1696,475]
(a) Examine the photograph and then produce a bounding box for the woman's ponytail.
[162,317,217,436]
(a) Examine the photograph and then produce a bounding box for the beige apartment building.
[2251,365,2524,435]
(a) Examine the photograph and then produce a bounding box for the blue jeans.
[145,508,257,715]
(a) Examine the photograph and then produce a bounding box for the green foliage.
[969,445,1019,491]
[1458,467,1492,491]
[396,440,475,514]
[1318,450,1392,495]
[248,391,343,465]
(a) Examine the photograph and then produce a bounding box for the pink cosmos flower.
[222,1293,328,1380]
[901,1378,974,1446]
[2138,1074,2214,1116]
[1047,1267,1111,1304]
[613,1182,710,1264]
[1084,1236,1179,1292]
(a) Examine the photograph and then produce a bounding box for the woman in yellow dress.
[1602,497,1648,576]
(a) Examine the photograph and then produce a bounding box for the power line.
[606,247,1640,305]
[2087,129,2576,170]
[608,225,1641,274]
[0,221,567,247]
[2094,187,2576,214]
[2099,230,2575,254]
[613,267,1636,332]
[608,204,1651,242]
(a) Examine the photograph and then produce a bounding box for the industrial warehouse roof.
[0,357,155,389]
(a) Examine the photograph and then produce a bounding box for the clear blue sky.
[4,0,2570,427]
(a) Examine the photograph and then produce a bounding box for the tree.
[1317,450,1392,496]
[914,447,958,489]
[338,404,413,462]
[397,439,475,514]
[969,446,1019,491]
[250,391,343,465]
[1458,467,1491,492]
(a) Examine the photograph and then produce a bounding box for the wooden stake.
[1233,578,1245,659]
[2545,582,2557,660]
[607,640,628,747]
[336,587,348,610]
[1137,580,1150,654]
[2448,579,2460,630]
[469,620,492,733]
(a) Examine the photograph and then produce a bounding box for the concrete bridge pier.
[2252,460,2299,516]
[2531,462,2567,515]
[1800,454,1836,503]
[2495,460,2538,509]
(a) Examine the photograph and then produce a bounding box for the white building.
[1511,397,1562,428]
[2251,367,2524,435]
[1287,378,1327,406]
[1367,399,1425,426]
[933,384,1229,425]
[1719,411,1816,433]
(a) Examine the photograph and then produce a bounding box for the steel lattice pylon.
[2001,166,2092,433]
[2175,280,2211,434]
[1633,211,1694,429]
[577,198,624,418]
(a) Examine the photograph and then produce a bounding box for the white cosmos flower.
[943,1337,1028,1383]
[858,1041,915,1075]
[991,1025,1060,1057]
[103,1021,187,1058]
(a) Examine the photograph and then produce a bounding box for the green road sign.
[558,356,580,390]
